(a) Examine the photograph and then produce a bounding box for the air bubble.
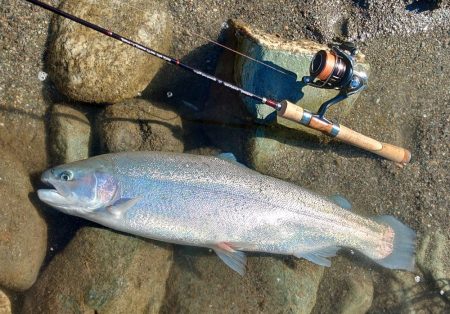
[221,22,229,29]
[167,91,173,98]
[38,71,48,81]
[440,290,445,296]
[414,275,421,283]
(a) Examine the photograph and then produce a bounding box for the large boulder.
[22,227,172,314]
[0,151,47,291]
[47,0,172,103]
[98,99,184,153]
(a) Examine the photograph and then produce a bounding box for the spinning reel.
[302,42,368,120]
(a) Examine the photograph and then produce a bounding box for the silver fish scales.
[37,152,415,275]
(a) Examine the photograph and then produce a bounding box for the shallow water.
[1,0,449,313]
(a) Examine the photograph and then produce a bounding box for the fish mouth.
[37,173,72,208]
[37,188,69,207]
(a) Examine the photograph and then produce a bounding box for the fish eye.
[60,171,73,181]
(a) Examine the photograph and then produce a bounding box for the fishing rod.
[24,0,411,165]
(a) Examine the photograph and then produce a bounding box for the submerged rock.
[372,270,450,313]
[50,103,91,164]
[417,228,450,301]
[98,99,184,153]
[162,247,323,313]
[0,290,11,314]
[338,269,373,314]
[47,0,172,103]
[312,258,373,314]
[22,227,172,314]
[0,151,47,291]
[230,20,369,132]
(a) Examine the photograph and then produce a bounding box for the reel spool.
[303,42,368,120]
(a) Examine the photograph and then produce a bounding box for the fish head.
[37,159,120,215]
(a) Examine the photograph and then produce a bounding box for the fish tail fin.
[369,215,416,271]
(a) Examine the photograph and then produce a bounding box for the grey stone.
[417,228,450,301]
[0,151,47,291]
[22,227,173,314]
[50,103,91,164]
[47,0,172,103]
[98,99,184,153]
[162,247,324,313]
[230,20,369,133]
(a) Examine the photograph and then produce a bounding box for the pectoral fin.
[294,246,340,267]
[217,153,248,168]
[329,194,352,210]
[107,196,142,218]
[212,242,247,276]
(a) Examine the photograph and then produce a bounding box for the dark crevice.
[405,0,440,12]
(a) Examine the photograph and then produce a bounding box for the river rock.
[50,103,91,164]
[47,0,172,103]
[162,247,324,313]
[338,269,373,314]
[417,228,450,301]
[369,268,450,313]
[22,227,172,314]
[231,20,369,132]
[0,151,47,291]
[98,99,184,153]
[0,290,11,314]
[311,257,373,314]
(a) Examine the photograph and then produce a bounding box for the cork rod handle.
[335,125,411,165]
[277,100,411,165]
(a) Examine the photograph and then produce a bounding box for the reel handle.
[277,101,411,166]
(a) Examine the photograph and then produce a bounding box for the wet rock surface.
[312,257,374,314]
[162,247,324,313]
[231,20,369,129]
[417,228,450,301]
[49,103,91,164]
[2,0,450,313]
[0,151,47,291]
[47,0,172,103]
[98,99,184,153]
[22,227,173,314]
[0,290,11,314]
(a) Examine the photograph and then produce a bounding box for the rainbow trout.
[37,152,415,275]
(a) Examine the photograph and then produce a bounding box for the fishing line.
[24,0,280,109]
[110,0,295,78]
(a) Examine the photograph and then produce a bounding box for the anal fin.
[294,246,340,267]
[212,242,247,276]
